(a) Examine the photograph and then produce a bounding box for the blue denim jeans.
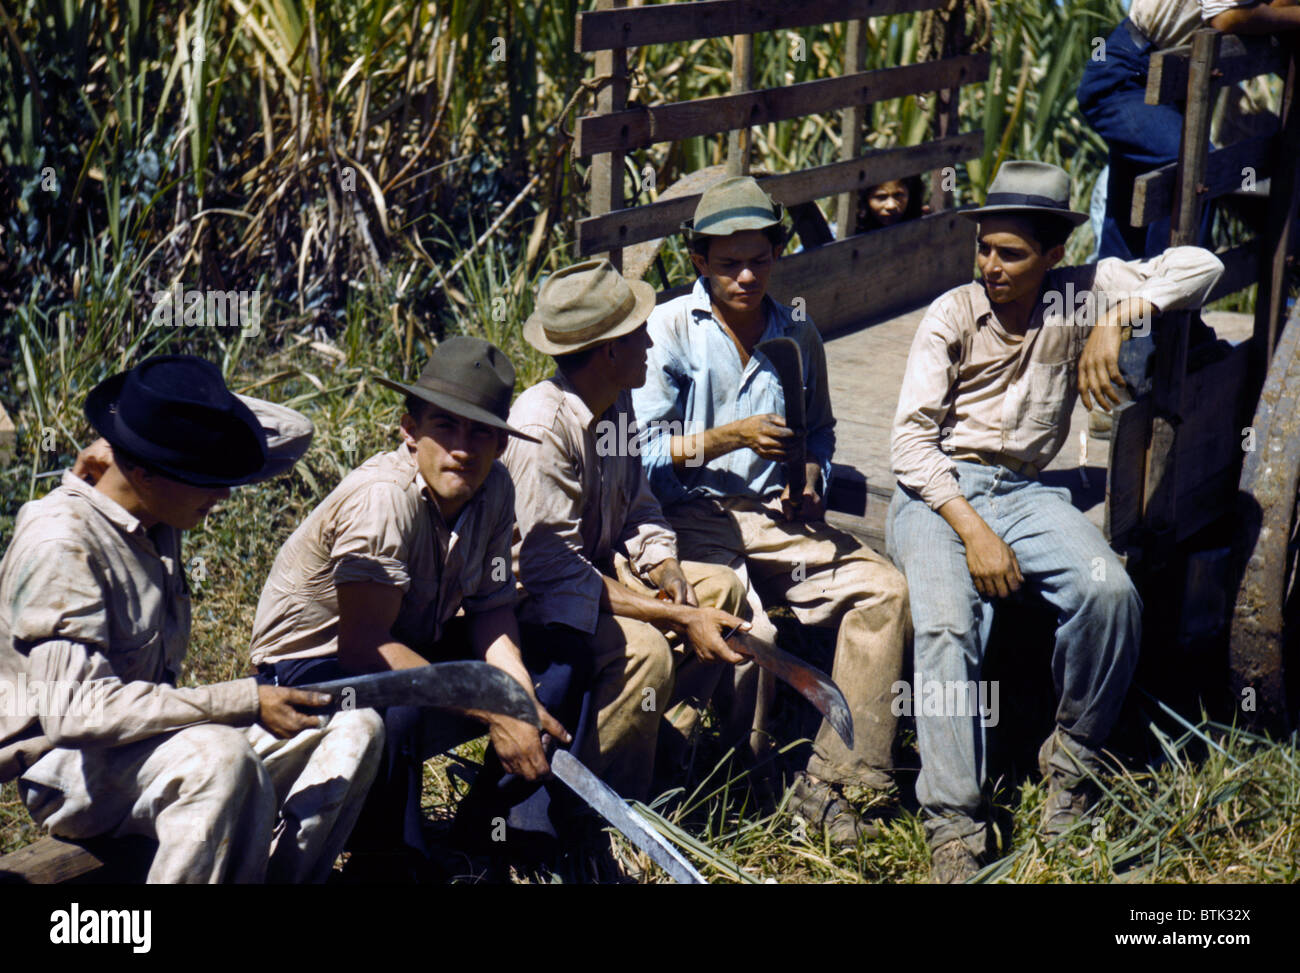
[885,463,1141,849]
[1077,20,1205,262]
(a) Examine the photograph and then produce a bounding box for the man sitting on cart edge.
[631,175,911,845]
[887,160,1224,882]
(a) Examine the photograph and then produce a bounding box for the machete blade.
[298,661,540,726]
[756,336,807,497]
[550,750,707,884]
[731,632,855,750]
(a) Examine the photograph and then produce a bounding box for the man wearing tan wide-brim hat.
[506,258,764,802]
[632,175,910,846]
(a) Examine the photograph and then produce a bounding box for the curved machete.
[756,336,806,498]
[729,632,854,750]
[298,661,540,726]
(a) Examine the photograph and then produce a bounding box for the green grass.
[1,0,1294,884]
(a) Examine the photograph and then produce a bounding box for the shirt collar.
[550,369,609,431]
[59,470,147,536]
[687,275,794,334]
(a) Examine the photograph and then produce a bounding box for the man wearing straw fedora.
[249,336,569,879]
[0,355,384,882]
[888,160,1223,882]
[633,176,911,845]
[505,259,760,807]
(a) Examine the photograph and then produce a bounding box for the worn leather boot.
[786,771,879,846]
[1038,730,1102,838]
[929,838,981,884]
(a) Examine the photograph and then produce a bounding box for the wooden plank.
[1172,29,1218,246]
[1205,241,1260,303]
[1146,35,1289,107]
[590,0,628,269]
[647,210,971,331]
[1170,341,1252,541]
[835,18,869,240]
[727,33,755,174]
[1254,48,1300,378]
[0,836,108,885]
[1131,134,1275,229]
[765,209,973,334]
[1105,396,1152,547]
[1146,44,1192,108]
[826,483,895,555]
[575,53,990,155]
[826,462,868,516]
[579,131,983,255]
[576,0,944,52]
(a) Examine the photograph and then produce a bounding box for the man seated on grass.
[632,176,910,845]
[503,259,755,810]
[248,336,569,880]
[0,355,384,883]
[887,160,1224,883]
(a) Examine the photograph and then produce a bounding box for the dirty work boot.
[929,839,980,884]
[786,772,876,846]
[1038,730,1102,838]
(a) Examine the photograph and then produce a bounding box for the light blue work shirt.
[632,276,836,507]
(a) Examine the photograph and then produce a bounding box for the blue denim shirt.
[632,277,835,506]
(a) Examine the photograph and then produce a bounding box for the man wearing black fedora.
[249,335,569,876]
[505,259,758,810]
[0,355,385,882]
[888,160,1223,881]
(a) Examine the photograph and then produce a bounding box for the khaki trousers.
[575,558,756,801]
[664,495,909,790]
[20,709,384,883]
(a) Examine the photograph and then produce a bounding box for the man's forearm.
[937,495,992,545]
[470,605,539,706]
[670,422,744,470]
[1211,3,1300,33]
[600,575,689,633]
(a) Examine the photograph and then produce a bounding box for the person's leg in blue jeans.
[995,479,1142,753]
[886,470,998,856]
[888,464,1142,858]
[1078,22,1188,261]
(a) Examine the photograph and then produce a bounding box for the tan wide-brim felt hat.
[960,159,1088,226]
[524,258,657,357]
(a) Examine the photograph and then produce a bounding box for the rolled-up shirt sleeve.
[632,315,691,506]
[329,480,414,590]
[1095,246,1224,316]
[8,539,259,747]
[237,394,314,481]
[891,307,964,511]
[507,424,607,635]
[620,468,678,578]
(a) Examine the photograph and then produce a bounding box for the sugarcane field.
[0,0,1296,947]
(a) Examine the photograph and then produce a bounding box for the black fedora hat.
[84,355,269,487]
[375,336,540,443]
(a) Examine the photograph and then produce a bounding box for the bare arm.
[937,496,1024,600]
[468,605,570,780]
[599,572,747,664]
[1211,0,1300,33]
[336,581,429,672]
[668,414,795,470]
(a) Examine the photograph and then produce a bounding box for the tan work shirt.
[891,247,1224,511]
[504,373,677,635]
[0,395,312,782]
[250,446,517,665]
